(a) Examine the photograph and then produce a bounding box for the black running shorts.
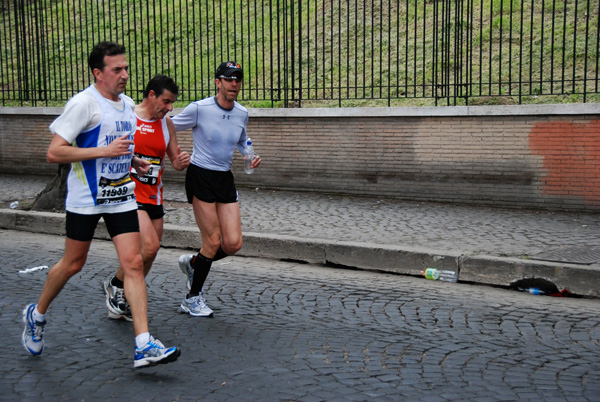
[137,202,166,220]
[185,164,239,204]
[65,209,140,241]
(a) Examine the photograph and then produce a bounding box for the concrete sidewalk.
[1,173,599,297]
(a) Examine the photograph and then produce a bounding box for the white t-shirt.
[49,84,137,214]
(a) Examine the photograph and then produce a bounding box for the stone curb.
[1,209,597,297]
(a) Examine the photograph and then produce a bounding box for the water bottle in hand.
[244,138,255,174]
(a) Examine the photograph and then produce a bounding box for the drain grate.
[532,247,600,265]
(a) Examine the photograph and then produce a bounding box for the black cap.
[215,61,243,79]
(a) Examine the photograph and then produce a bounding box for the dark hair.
[143,74,179,98]
[88,42,126,73]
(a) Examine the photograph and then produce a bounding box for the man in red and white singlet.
[102,75,190,321]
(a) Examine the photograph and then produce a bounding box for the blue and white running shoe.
[22,303,45,356]
[134,336,180,368]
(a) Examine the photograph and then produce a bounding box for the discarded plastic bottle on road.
[244,138,255,174]
[9,201,19,209]
[421,268,458,282]
[518,287,547,295]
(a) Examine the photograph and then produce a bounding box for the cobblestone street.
[2,230,599,401]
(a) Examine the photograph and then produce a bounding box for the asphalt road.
[2,229,600,401]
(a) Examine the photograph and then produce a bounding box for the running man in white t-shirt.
[21,42,180,369]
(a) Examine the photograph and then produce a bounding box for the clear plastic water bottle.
[438,270,458,282]
[421,268,458,283]
[9,201,19,209]
[244,138,255,174]
[421,268,439,280]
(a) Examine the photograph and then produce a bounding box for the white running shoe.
[103,274,132,321]
[179,294,214,317]
[178,254,194,290]
[22,303,45,356]
[134,336,180,368]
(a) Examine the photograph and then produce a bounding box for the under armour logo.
[222,115,230,120]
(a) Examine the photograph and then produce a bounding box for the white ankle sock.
[135,332,151,348]
[32,306,46,323]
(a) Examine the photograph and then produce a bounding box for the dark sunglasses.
[219,76,242,82]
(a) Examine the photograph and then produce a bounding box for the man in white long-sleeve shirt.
[172,61,262,317]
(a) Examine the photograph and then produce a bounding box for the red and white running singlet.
[130,115,170,205]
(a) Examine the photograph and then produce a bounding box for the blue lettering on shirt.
[115,121,133,132]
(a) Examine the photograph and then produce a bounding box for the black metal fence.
[1,0,599,108]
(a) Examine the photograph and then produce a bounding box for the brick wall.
[1,104,599,211]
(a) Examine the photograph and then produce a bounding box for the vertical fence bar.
[0,2,7,102]
[336,0,341,104]
[237,0,243,99]
[583,0,589,102]
[450,0,454,104]
[518,0,524,103]
[487,0,492,95]
[445,0,451,104]
[254,0,259,101]
[7,0,17,102]
[199,0,205,101]
[561,0,567,94]
[283,0,288,106]
[378,0,382,103]
[72,0,79,97]
[498,0,503,99]
[398,0,402,102]
[529,0,534,98]
[437,0,442,102]
[413,0,417,100]
[298,0,303,105]
[156,0,161,78]
[180,0,187,100]
[550,0,556,94]
[17,0,23,102]
[259,0,264,102]
[37,0,47,104]
[456,0,462,104]
[349,0,354,104]
[539,0,545,97]
[595,0,600,93]
[508,0,513,98]
[572,0,579,94]
[467,0,474,104]
[363,0,367,99]
[422,0,427,99]
[389,0,393,105]
[269,0,275,106]
[277,0,283,105]
[432,0,438,103]
[313,0,319,102]
[477,0,482,97]
[348,0,359,99]
[404,0,410,97]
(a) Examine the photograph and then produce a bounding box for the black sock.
[111,275,124,288]
[189,253,212,297]
[212,246,228,261]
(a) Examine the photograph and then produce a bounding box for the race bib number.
[131,152,162,185]
[97,173,136,205]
